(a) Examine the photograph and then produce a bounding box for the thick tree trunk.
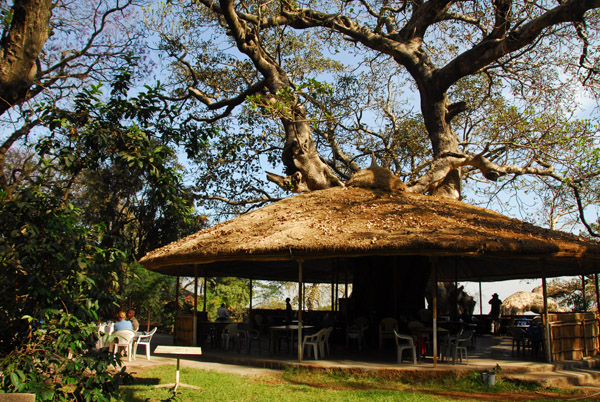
[279,113,344,192]
[214,0,343,193]
[348,256,431,332]
[0,0,52,116]
[419,91,462,199]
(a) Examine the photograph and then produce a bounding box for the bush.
[0,188,128,400]
[1,310,130,401]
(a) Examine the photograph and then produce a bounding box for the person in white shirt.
[127,309,139,331]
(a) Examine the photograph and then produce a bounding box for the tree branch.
[186,78,267,123]
[0,119,41,192]
[436,0,600,91]
[406,150,559,194]
[571,184,599,237]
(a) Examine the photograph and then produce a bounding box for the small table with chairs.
[269,324,314,354]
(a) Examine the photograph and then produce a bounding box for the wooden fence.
[174,314,196,346]
[547,312,599,361]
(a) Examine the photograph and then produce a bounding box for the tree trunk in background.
[348,256,431,329]
[0,0,52,116]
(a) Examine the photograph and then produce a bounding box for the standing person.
[488,293,502,334]
[285,297,293,322]
[113,311,133,331]
[217,303,230,321]
[127,309,139,331]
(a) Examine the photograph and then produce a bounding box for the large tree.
[148,0,600,227]
[0,0,144,191]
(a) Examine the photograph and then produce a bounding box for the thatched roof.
[139,187,600,283]
[500,291,561,315]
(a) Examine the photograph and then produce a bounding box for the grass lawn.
[118,366,598,402]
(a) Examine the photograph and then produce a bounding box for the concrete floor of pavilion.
[124,330,600,382]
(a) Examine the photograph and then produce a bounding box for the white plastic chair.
[302,328,326,359]
[346,317,368,350]
[111,329,136,361]
[134,327,157,360]
[439,332,458,363]
[394,329,417,364]
[221,323,240,351]
[321,326,333,357]
[237,323,261,354]
[379,317,398,350]
[453,329,473,364]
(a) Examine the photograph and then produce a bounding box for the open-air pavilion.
[139,186,600,365]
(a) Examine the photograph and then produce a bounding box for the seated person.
[114,311,133,331]
[216,303,230,321]
[127,309,139,331]
[527,318,544,357]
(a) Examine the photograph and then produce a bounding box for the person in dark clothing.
[489,293,502,317]
[285,298,293,322]
[489,293,502,334]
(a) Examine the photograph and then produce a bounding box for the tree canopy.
[145,0,600,231]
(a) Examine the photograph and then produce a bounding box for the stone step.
[505,367,600,388]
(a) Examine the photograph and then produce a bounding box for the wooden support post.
[175,276,180,345]
[193,265,198,346]
[335,275,339,312]
[542,274,552,363]
[331,274,335,313]
[479,282,483,316]
[429,257,438,367]
[249,278,253,312]
[582,275,588,312]
[581,273,588,356]
[595,273,600,313]
[454,262,458,319]
[594,273,600,354]
[393,256,399,317]
[203,276,207,312]
[344,274,348,298]
[297,260,304,362]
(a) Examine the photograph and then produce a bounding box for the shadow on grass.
[130,376,162,386]
[119,377,184,402]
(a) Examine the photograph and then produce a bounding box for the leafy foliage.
[0,186,128,400]
[34,67,205,259]
[124,263,176,332]
[180,277,252,322]
[0,69,209,399]
[548,276,599,312]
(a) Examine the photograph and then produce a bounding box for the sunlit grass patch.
[119,365,595,402]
